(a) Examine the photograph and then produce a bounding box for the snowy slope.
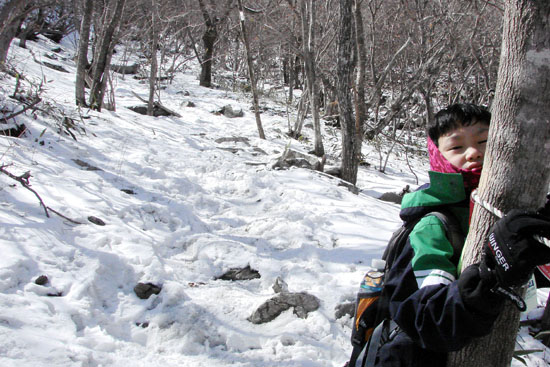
[0,35,548,367]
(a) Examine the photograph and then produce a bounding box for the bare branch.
[0,165,49,217]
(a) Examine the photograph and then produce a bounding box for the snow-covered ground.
[0,35,549,367]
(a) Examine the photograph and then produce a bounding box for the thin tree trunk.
[448,1,550,366]
[293,84,309,137]
[337,0,358,184]
[237,0,265,139]
[89,0,126,111]
[75,0,93,106]
[301,0,324,157]
[147,0,159,116]
[353,0,365,161]
[287,47,295,104]
[197,0,216,88]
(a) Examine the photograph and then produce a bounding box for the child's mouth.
[467,163,482,171]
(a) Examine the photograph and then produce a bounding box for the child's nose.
[465,146,482,161]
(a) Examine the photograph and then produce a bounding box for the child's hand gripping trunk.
[480,210,550,310]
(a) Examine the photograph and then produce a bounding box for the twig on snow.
[0,165,49,217]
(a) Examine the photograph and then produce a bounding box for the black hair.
[428,103,491,146]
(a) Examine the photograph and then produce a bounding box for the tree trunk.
[0,0,31,66]
[353,0,365,162]
[199,23,215,87]
[75,0,93,107]
[89,0,126,111]
[236,0,265,139]
[196,0,234,88]
[448,1,550,366]
[147,0,159,116]
[301,0,324,157]
[337,0,358,184]
[287,52,295,104]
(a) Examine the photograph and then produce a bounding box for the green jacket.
[400,171,470,286]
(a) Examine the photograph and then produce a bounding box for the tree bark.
[197,0,233,88]
[352,0,365,162]
[301,0,324,157]
[197,0,216,88]
[448,1,550,366]
[236,0,265,139]
[337,0,358,184]
[89,0,126,111]
[147,0,159,116]
[75,0,93,107]
[0,0,32,65]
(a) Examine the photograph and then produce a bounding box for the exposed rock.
[272,277,289,294]
[324,166,341,177]
[134,282,162,299]
[216,265,261,281]
[121,189,136,195]
[272,149,324,171]
[40,61,69,73]
[215,136,250,145]
[248,291,320,324]
[335,301,355,319]
[35,275,49,286]
[111,63,139,75]
[128,105,174,117]
[218,105,244,118]
[73,159,101,171]
[378,185,411,204]
[88,216,106,226]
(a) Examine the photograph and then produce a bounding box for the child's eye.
[479,140,487,144]
[450,146,462,151]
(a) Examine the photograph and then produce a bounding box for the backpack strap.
[364,319,397,367]
[426,210,465,266]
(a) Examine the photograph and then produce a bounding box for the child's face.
[437,122,489,171]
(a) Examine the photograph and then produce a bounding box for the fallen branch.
[0,165,49,217]
[2,98,41,122]
[1,165,85,224]
[46,206,83,225]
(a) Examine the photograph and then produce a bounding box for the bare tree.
[75,0,93,106]
[147,0,159,116]
[88,0,127,111]
[301,0,324,156]
[448,0,550,366]
[352,0,365,163]
[0,0,35,66]
[337,0,358,184]
[196,0,233,88]
[236,0,265,139]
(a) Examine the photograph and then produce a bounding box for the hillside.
[0,35,548,367]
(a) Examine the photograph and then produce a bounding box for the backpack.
[346,209,465,367]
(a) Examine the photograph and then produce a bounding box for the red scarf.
[427,137,481,222]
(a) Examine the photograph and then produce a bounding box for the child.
[374,103,550,366]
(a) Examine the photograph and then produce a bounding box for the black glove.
[536,193,550,218]
[482,209,550,288]
[458,264,504,314]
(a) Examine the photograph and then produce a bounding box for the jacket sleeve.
[384,217,503,352]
